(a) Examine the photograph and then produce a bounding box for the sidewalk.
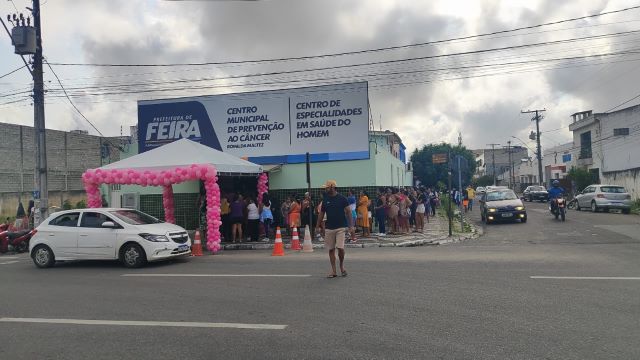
[207,213,479,251]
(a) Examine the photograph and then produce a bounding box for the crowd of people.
[206,185,448,243]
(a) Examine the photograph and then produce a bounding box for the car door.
[77,211,120,259]
[45,212,81,257]
[580,186,594,207]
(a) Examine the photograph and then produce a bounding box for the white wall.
[599,106,640,173]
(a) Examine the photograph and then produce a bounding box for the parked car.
[481,189,527,224]
[523,185,549,202]
[574,185,632,214]
[29,208,191,268]
[476,186,486,194]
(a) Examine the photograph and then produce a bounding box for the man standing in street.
[316,180,353,278]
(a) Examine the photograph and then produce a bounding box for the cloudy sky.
[2,0,640,156]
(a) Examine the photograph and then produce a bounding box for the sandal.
[326,274,338,278]
[341,270,348,277]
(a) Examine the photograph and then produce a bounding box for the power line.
[44,59,124,151]
[604,92,640,113]
[0,65,26,79]
[46,4,640,67]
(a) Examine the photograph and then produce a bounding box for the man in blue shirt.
[548,180,566,209]
[316,180,353,278]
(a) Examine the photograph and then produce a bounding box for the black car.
[481,189,527,224]
[523,185,548,202]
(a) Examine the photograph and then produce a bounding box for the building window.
[580,131,592,159]
[613,128,629,136]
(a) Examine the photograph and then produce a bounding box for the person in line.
[316,180,352,278]
[220,195,231,242]
[230,194,244,243]
[374,189,387,236]
[347,190,357,241]
[301,192,314,232]
[415,192,426,233]
[397,190,410,234]
[429,190,437,217]
[246,197,260,242]
[288,196,301,231]
[357,190,370,238]
[280,197,291,236]
[387,188,399,234]
[260,194,273,242]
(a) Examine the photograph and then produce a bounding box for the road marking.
[122,274,312,278]
[531,276,640,280]
[0,317,287,330]
[0,256,20,260]
[0,261,19,265]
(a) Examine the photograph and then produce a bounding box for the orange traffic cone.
[191,230,203,256]
[271,227,285,256]
[302,225,313,252]
[291,227,302,250]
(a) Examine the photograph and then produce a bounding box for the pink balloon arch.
[82,164,223,253]
[256,172,268,205]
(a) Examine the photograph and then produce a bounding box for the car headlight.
[515,206,524,211]
[139,233,169,242]
[488,208,497,213]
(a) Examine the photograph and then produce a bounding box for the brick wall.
[0,122,124,194]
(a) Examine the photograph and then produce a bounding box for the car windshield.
[600,186,626,193]
[486,190,518,201]
[530,186,545,191]
[109,210,162,225]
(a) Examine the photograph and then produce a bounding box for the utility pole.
[3,0,48,226]
[33,0,48,226]
[458,132,462,147]
[521,109,546,186]
[447,150,452,237]
[487,143,500,186]
[505,141,513,189]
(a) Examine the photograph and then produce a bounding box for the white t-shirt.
[247,203,259,220]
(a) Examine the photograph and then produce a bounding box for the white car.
[574,184,632,214]
[29,208,191,268]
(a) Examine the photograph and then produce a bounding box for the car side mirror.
[101,221,117,228]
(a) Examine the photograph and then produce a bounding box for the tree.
[62,200,73,210]
[475,175,494,187]
[410,143,477,188]
[567,167,592,193]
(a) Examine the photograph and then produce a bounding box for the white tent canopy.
[100,138,263,175]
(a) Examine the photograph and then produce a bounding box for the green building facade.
[107,130,412,230]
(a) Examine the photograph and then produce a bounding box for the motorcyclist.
[547,180,566,210]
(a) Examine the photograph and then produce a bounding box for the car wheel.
[591,201,598,213]
[521,216,527,223]
[120,243,147,268]
[560,208,566,221]
[528,195,532,202]
[576,202,581,211]
[32,245,55,268]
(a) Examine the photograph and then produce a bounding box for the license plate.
[501,213,513,217]
[177,245,189,252]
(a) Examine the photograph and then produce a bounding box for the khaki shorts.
[324,227,346,250]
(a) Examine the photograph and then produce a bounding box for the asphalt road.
[0,203,638,360]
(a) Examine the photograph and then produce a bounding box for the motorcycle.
[550,197,566,221]
[0,228,37,254]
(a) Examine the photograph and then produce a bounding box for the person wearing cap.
[316,180,352,278]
